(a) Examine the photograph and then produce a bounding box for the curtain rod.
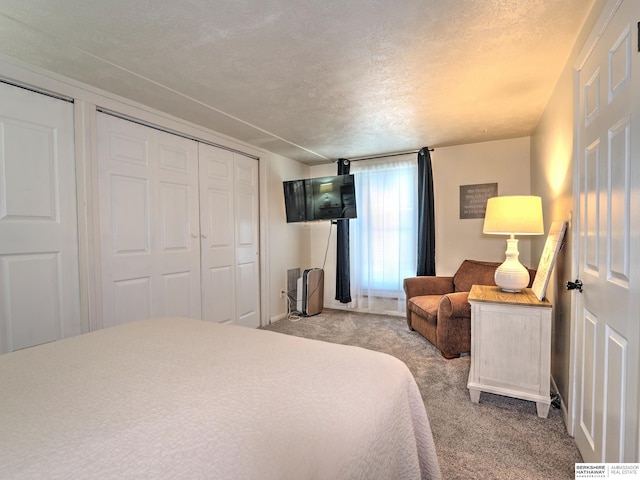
[339,147,434,163]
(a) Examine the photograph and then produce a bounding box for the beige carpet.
[261,309,583,480]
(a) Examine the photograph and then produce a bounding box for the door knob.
[566,279,583,292]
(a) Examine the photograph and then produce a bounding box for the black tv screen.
[283,174,357,223]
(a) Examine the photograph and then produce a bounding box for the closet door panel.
[199,144,236,324]
[98,116,152,327]
[98,113,200,327]
[110,175,150,254]
[233,155,260,328]
[1,253,62,350]
[160,271,195,318]
[157,140,197,257]
[159,182,190,249]
[0,82,81,353]
[236,261,259,326]
[113,276,151,325]
[206,266,234,324]
[207,190,233,254]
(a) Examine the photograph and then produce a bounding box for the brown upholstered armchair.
[403,259,535,359]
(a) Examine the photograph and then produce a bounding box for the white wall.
[530,57,576,422]
[267,153,311,321]
[433,137,534,275]
[309,137,534,310]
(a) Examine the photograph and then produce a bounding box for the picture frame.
[532,220,568,301]
[459,183,498,219]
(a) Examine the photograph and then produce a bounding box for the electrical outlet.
[280,290,286,299]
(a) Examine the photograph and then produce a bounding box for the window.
[350,157,417,313]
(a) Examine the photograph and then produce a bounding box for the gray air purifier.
[296,268,324,316]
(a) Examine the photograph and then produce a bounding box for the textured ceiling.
[0,0,594,164]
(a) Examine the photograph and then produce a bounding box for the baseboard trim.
[267,313,287,325]
[550,375,571,436]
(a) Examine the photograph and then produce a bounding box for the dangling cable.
[288,221,334,321]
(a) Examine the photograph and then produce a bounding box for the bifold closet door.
[0,82,81,353]
[199,143,260,327]
[97,113,201,328]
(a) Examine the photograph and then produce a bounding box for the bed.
[0,317,441,479]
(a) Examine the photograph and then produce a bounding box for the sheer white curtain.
[349,157,418,315]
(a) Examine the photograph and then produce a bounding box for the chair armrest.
[403,276,454,298]
[438,292,471,318]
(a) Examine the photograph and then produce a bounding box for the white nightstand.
[467,284,552,418]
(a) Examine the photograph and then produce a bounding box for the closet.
[97,113,260,328]
[0,82,82,353]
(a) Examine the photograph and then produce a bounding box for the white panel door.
[574,0,640,462]
[0,81,81,353]
[199,144,235,324]
[97,113,201,327]
[199,144,260,327]
[233,154,260,328]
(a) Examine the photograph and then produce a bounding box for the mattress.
[0,317,441,479]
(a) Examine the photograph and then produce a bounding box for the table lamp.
[483,195,544,292]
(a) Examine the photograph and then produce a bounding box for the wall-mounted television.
[283,174,357,223]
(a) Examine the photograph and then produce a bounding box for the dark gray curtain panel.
[417,147,436,276]
[335,158,352,303]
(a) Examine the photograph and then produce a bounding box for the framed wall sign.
[459,183,498,219]
[532,220,568,301]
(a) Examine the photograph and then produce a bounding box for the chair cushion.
[407,295,441,321]
[453,260,500,292]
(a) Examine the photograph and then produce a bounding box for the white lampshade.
[483,196,544,292]
[483,196,544,235]
[318,182,333,193]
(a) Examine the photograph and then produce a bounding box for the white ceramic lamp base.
[494,238,530,292]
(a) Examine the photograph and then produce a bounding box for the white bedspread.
[0,318,441,479]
